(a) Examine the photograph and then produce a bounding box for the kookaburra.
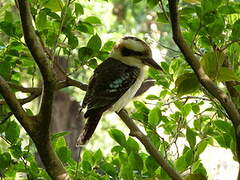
[76,36,162,146]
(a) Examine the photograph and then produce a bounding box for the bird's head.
[110,36,162,70]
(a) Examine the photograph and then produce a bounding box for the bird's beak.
[142,57,162,71]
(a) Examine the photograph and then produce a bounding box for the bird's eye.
[121,47,144,56]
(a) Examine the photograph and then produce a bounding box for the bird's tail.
[76,111,103,146]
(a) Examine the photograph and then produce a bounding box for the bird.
[76,36,162,146]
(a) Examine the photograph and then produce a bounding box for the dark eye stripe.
[121,47,144,56]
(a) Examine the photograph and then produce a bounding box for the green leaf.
[147,0,158,9]
[87,58,98,69]
[10,144,22,158]
[0,22,16,37]
[56,146,71,163]
[231,19,240,40]
[175,155,187,172]
[85,16,102,24]
[82,150,93,166]
[109,129,126,147]
[111,145,123,154]
[148,107,161,127]
[0,152,11,171]
[192,104,200,114]
[78,47,93,63]
[75,3,84,16]
[192,160,201,172]
[0,61,11,80]
[145,156,158,172]
[51,131,69,141]
[55,136,67,149]
[36,9,47,30]
[186,128,196,148]
[128,152,143,171]
[77,22,94,34]
[93,149,102,164]
[5,121,20,144]
[201,52,225,80]
[87,34,102,52]
[133,101,149,114]
[147,131,160,149]
[175,73,199,96]
[43,0,63,12]
[102,41,116,51]
[195,140,208,158]
[201,0,222,14]
[120,164,133,180]
[67,34,78,49]
[101,162,117,177]
[181,104,192,117]
[214,120,233,133]
[146,94,159,100]
[125,137,139,153]
[81,160,92,172]
[217,67,240,82]
[207,16,225,37]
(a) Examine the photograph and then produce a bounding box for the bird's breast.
[109,68,145,112]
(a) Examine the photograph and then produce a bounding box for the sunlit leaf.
[217,67,240,82]
[43,0,63,12]
[85,16,102,24]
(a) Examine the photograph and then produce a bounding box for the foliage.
[0,0,240,179]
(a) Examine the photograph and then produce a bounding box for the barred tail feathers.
[76,111,103,146]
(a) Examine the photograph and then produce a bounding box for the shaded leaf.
[87,34,102,52]
[186,128,196,148]
[175,73,199,96]
[109,129,126,147]
[5,121,20,144]
[128,152,143,171]
[145,156,158,172]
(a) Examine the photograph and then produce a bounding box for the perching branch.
[117,109,182,180]
[168,0,240,166]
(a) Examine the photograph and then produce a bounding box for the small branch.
[57,77,88,91]
[0,78,87,106]
[0,76,32,131]
[117,109,182,180]
[8,82,40,93]
[220,39,240,51]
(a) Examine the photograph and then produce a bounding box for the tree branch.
[168,0,240,165]
[16,1,70,179]
[0,76,33,131]
[117,109,182,180]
